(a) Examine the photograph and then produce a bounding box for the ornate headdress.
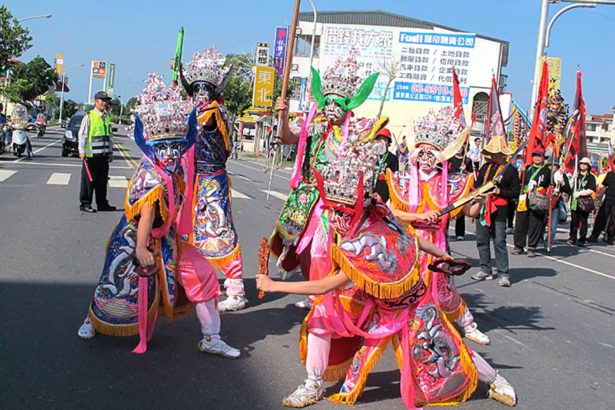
[315,117,389,207]
[133,73,197,158]
[411,106,469,161]
[311,50,379,111]
[179,47,233,97]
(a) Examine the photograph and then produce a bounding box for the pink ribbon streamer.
[290,102,318,189]
[132,276,150,354]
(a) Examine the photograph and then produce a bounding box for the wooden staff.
[268,0,301,200]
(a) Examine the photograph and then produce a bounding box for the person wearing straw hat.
[470,134,520,287]
[567,157,597,247]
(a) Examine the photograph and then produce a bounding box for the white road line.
[599,342,614,349]
[108,176,128,188]
[46,172,71,185]
[491,329,528,348]
[229,160,288,181]
[261,190,288,201]
[585,248,615,259]
[0,170,17,182]
[13,138,61,163]
[10,161,132,170]
[228,171,253,182]
[462,225,615,282]
[231,189,250,199]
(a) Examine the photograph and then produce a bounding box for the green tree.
[223,53,253,118]
[109,97,122,116]
[0,6,33,72]
[6,56,58,107]
[125,96,138,113]
[45,91,60,118]
[63,99,78,118]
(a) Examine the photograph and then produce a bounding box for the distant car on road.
[62,112,85,157]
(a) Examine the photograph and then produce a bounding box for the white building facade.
[287,10,510,142]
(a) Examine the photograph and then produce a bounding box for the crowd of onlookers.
[387,135,615,287]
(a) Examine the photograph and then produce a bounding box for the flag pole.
[268,0,301,200]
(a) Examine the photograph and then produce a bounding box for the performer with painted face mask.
[77,74,239,358]
[178,48,247,312]
[257,118,517,408]
[386,107,489,346]
[272,51,379,309]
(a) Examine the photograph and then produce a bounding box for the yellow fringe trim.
[443,300,466,323]
[449,174,475,219]
[327,337,390,405]
[331,244,421,300]
[387,168,409,212]
[124,184,169,226]
[197,101,230,152]
[205,245,241,269]
[87,276,161,337]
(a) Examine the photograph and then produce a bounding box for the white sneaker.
[77,317,96,339]
[282,380,324,408]
[198,334,241,359]
[464,323,490,345]
[218,295,248,312]
[294,299,313,310]
[488,374,517,407]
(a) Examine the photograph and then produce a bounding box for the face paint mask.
[154,142,182,173]
[193,82,216,103]
[324,97,346,124]
[415,145,438,172]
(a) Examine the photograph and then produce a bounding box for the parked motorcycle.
[0,125,11,154]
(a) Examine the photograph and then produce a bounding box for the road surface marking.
[229,160,288,181]
[261,190,288,201]
[228,171,254,182]
[108,175,128,188]
[113,138,139,169]
[462,225,615,282]
[9,161,132,170]
[599,342,614,349]
[0,170,17,182]
[491,330,527,348]
[13,138,62,163]
[46,172,71,185]
[231,189,250,199]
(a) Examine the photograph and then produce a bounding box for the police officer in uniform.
[78,91,116,213]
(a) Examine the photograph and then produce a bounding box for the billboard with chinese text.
[253,66,275,108]
[273,27,288,76]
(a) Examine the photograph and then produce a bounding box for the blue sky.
[6,0,615,113]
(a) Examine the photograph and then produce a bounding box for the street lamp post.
[59,63,85,124]
[529,0,615,116]
[303,0,317,111]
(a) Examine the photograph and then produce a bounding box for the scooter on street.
[35,114,47,138]
[12,126,32,158]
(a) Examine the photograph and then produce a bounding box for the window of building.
[586,123,597,132]
[294,35,320,58]
[471,92,489,122]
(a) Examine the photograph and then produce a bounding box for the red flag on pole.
[452,67,466,128]
[483,76,505,142]
[563,70,588,174]
[525,59,550,165]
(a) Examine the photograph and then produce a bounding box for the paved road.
[1,128,614,409]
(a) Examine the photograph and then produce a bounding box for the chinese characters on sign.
[256,43,270,67]
[253,66,275,108]
[273,27,288,76]
[546,57,562,90]
[320,24,394,101]
[91,61,106,78]
[394,31,475,103]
